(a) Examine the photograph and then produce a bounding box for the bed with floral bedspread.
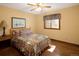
[11,29,49,56]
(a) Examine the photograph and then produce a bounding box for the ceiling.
[0,3,79,14]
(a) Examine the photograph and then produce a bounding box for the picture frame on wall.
[11,17,26,28]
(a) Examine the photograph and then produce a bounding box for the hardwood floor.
[0,47,21,56]
[0,39,79,56]
[42,39,79,56]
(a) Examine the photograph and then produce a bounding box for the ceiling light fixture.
[35,7,42,11]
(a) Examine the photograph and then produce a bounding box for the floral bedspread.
[11,34,49,56]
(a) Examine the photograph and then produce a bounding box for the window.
[44,14,61,30]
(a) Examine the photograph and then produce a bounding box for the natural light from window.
[47,44,56,53]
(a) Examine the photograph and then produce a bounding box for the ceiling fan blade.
[30,8,37,11]
[27,3,37,6]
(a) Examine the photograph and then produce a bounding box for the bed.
[11,29,49,56]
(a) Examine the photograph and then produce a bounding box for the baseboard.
[50,38,79,46]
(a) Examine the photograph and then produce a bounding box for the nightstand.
[0,35,11,48]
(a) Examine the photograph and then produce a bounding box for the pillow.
[20,29,32,36]
[12,30,20,36]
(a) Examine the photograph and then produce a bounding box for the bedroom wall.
[0,5,36,35]
[35,5,79,45]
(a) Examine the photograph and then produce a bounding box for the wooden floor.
[0,39,79,56]
[42,39,79,56]
[0,47,22,56]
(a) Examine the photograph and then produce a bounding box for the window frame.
[43,14,61,30]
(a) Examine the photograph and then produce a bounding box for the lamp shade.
[0,20,7,36]
[0,20,7,28]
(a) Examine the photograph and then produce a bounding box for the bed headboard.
[10,28,32,37]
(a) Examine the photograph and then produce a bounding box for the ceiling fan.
[27,3,51,11]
